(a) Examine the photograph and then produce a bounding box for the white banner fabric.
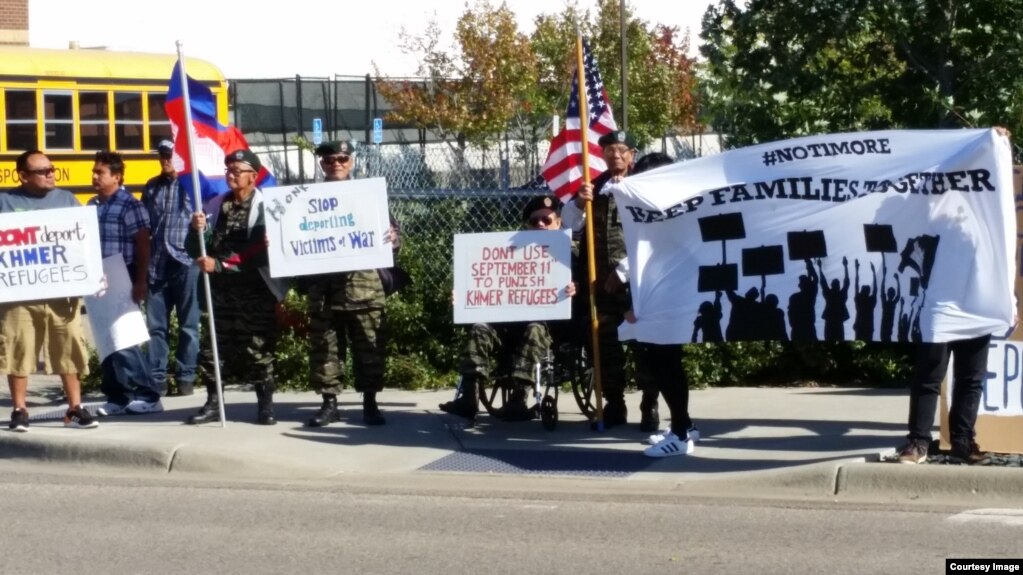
[612,129,1016,345]
[0,206,104,303]
[83,255,150,361]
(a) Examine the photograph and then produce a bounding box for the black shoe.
[439,396,478,420]
[257,405,277,426]
[494,388,535,422]
[187,401,220,425]
[639,395,660,433]
[592,397,628,430]
[8,408,29,433]
[306,395,340,427]
[363,393,386,426]
[950,439,991,465]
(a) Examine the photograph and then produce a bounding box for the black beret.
[224,148,261,173]
[597,130,636,149]
[314,140,356,157]
[522,195,559,222]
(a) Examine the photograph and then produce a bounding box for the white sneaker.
[97,402,128,417]
[125,399,164,414]
[643,432,695,458]
[648,424,700,446]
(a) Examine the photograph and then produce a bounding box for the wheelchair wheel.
[563,344,596,420]
[540,395,558,430]
[478,376,511,417]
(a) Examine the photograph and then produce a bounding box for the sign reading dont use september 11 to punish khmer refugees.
[263,178,393,278]
[0,206,104,303]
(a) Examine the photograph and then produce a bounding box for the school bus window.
[4,90,37,151]
[43,92,73,150]
[79,91,110,151]
[114,92,143,150]
[147,93,172,150]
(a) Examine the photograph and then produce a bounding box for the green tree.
[700,0,1023,156]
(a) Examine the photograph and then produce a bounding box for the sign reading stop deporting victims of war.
[453,229,572,324]
[0,206,104,303]
[262,178,394,278]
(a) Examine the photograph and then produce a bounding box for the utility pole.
[620,0,628,131]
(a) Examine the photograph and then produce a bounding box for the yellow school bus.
[0,46,228,203]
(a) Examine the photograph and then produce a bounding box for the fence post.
[295,75,305,183]
[364,74,373,147]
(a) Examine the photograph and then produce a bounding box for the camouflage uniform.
[460,322,552,387]
[574,170,634,398]
[305,268,388,395]
[186,191,282,423]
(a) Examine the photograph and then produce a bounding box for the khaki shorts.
[0,298,90,377]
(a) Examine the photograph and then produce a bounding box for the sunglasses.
[322,155,351,165]
[225,168,257,177]
[25,167,56,176]
[528,214,556,227]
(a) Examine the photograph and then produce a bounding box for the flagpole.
[176,41,227,428]
[576,32,606,431]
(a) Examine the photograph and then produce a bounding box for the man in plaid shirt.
[88,151,164,416]
[141,141,200,397]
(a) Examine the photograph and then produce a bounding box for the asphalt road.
[1,463,1021,575]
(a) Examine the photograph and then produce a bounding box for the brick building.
[0,0,28,45]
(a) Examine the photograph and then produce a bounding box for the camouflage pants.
[307,307,386,395]
[199,274,277,386]
[460,322,551,387]
[574,309,632,396]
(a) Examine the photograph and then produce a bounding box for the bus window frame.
[42,89,75,151]
[2,88,39,152]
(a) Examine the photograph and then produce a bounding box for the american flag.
[541,38,618,201]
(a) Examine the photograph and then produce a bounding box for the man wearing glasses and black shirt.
[301,141,402,428]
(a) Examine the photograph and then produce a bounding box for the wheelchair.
[449,337,595,430]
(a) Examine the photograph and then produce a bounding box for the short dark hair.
[15,149,46,172]
[94,151,126,178]
[633,152,673,175]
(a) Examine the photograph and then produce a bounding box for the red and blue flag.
[166,60,275,206]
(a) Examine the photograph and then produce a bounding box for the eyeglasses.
[321,155,351,165]
[24,167,56,176]
[225,169,257,177]
[528,214,556,227]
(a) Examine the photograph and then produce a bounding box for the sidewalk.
[1,375,1020,503]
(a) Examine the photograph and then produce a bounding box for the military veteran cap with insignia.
[314,140,356,157]
[156,139,175,156]
[597,130,637,149]
[224,148,261,172]
[522,195,560,223]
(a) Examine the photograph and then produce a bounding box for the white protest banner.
[0,206,104,303]
[453,230,572,324]
[611,128,1015,345]
[262,178,394,278]
[83,255,150,361]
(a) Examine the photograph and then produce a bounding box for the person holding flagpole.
[184,149,287,425]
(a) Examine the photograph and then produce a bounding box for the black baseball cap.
[224,148,262,172]
[522,195,559,222]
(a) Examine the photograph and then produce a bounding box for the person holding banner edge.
[561,130,659,431]
[301,141,404,428]
[185,149,288,426]
[440,195,577,421]
[1,150,98,431]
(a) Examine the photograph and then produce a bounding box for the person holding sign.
[88,151,164,417]
[561,130,657,430]
[185,149,288,426]
[301,141,403,428]
[0,150,98,431]
[440,195,576,421]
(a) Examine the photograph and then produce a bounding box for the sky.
[29,0,714,79]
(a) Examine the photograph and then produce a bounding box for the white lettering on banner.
[612,128,1016,346]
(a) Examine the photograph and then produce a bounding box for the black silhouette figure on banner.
[762,293,789,341]
[898,235,940,290]
[726,287,760,341]
[692,291,724,343]
[898,298,911,342]
[852,259,878,341]
[818,257,850,341]
[787,259,820,341]
[879,267,901,343]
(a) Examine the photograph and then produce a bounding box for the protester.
[141,140,200,397]
[0,150,98,431]
[88,151,164,416]
[439,195,576,422]
[302,141,403,428]
[185,149,287,425]
[561,130,657,430]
